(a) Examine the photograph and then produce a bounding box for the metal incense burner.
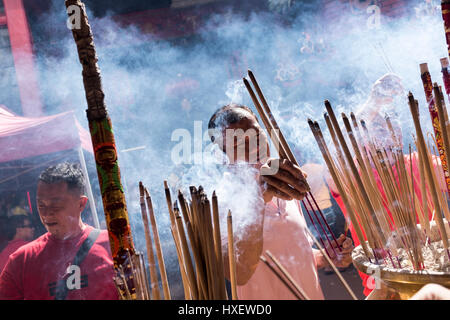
[352,243,450,300]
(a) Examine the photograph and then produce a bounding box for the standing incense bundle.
[163,186,233,300]
[420,63,450,193]
[408,93,449,252]
[309,93,450,273]
[65,0,136,297]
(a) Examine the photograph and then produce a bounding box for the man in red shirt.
[0,215,34,273]
[0,162,118,300]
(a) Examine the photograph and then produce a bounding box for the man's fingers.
[278,159,309,183]
[265,185,293,201]
[262,175,303,200]
[262,166,309,194]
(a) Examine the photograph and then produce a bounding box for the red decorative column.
[3,0,43,117]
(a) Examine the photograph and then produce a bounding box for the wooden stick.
[212,191,227,299]
[164,181,192,298]
[325,101,383,250]
[305,227,358,300]
[174,204,199,299]
[144,187,171,300]
[265,250,310,300]
[138,182,161,300]
[246,72,342,250]
[171,227,191,300]
[259,256,306,300]
[308,120,371,257]
[118,265,132,300]
[227,210,238,300]
[417,148,432,239]
[242,77,289,160]
[342,113,388,245]
[138,253,152,300]
[248,70,297,163]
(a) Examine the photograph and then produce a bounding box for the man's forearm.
[224,207,265,286]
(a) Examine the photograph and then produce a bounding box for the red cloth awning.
[0,105,93,163]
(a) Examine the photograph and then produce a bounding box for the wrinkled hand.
[259,158,310,203]
[325,234,354,268]
[410,284,450,300]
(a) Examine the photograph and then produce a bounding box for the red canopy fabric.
[0,105,93,163]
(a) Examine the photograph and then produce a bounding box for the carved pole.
[442,0,450,59]
[65,0,136,298]
[420,63,450,194]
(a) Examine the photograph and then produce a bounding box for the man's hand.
[259,158,310,203]
[410,284,450,300]
[322,234,354,269]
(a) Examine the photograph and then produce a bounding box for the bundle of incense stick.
[113,182,172,300]
[243,71,341,256]
[163,182,236,300]
[308,88,450,271]
[113,250,151,300]
[243,70,357,300]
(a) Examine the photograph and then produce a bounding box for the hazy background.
[1,0,448,298]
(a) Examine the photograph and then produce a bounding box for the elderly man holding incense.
[207,103,354,300]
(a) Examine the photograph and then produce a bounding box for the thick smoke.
[6,0,450,298]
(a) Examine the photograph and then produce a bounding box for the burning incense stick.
[408,93,449,254]
[244,71,341,254]
[144,187,171,300]
[227,210,238,300]
[325,101,384,252]
[138,182,161,300]
[259,255,306,300]
[308,119,371,257]
[174,202,199,300]
[212,191,227,300]
[264,250,310,300]
[305,227,358,300]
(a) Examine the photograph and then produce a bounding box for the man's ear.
[79,196,88,211]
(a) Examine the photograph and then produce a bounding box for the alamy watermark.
[170,121,280,174]
[367,5,381,30]
[67,5,81,30]
[366,265,382,290]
